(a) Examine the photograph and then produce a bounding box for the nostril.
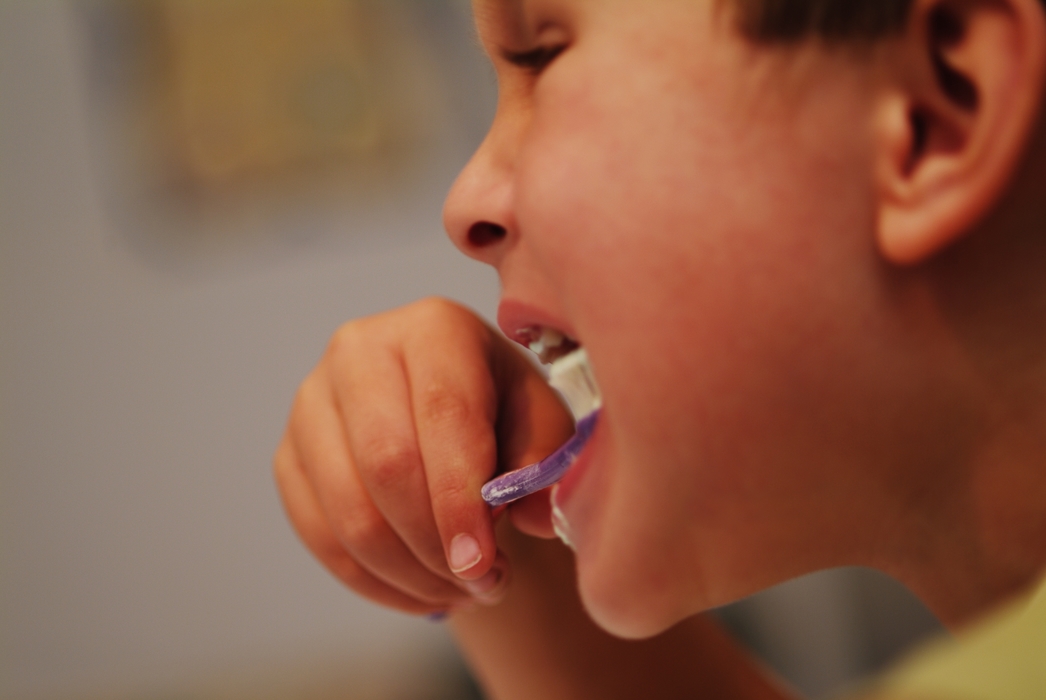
[467,222,507,248]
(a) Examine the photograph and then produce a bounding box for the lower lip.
[550,415,604,524]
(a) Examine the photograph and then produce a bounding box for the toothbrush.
[481,348,602,507]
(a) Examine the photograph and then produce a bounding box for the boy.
[275,0,1046,696]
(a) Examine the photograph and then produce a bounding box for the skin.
[275,0,1046,696]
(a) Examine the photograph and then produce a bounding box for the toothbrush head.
[548,348,602,421]
[481,348,602,506]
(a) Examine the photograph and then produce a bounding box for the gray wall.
[2,3,496,698]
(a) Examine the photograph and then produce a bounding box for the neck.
[885,128,1046,628]
[890,421,1046,628]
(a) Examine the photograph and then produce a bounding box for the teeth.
[527,327,565,358]
[524,326,581,365]
[550,487,576,550]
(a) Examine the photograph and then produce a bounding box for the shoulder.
[843,576,1046,700]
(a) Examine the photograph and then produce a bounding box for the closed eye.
[500,44,565,74]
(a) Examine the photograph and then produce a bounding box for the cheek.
[517,44,882,617]
[519,51,881,461]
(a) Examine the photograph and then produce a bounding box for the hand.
[274,298,574,615]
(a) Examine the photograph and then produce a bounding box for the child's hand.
[274,298,574,615]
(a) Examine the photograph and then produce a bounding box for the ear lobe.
[874,0,1046,265]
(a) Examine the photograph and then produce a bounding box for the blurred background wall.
[0,3,940,699]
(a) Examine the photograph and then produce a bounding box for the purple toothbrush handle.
[481,411,600,507]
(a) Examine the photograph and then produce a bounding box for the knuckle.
[330,557,366,589]
[326,320,365,360]
[427,468,473,504]
[435,478,472,504]
[272,444,293,485]
[411,296,456,319]
[337,567,382,601]
[333,508,385,552]
[415,386,475,428]
[308,526,345,562]
[356,437,421,491]
[317,543,383,598]
[291,369,323,415]
[409,297,476,331]
[285,378,325,447]
[289,512,347,567]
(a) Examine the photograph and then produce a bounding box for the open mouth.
[516,325,600,420]
[481,325,602,508]
[519,326,581,365]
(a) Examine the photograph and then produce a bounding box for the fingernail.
[448,533,482,573]
[464,568,504,604]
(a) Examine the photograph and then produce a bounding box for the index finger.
[404,315,501,581]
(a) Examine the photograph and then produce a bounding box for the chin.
[576,564,691,640]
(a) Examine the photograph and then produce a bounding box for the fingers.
[274,437,464,615]
[463,550,512,605]
[333,333,457,581]
[287,371,473,608]
[332,299,504,584]
[404,316,501,581]
[274,297,570,619]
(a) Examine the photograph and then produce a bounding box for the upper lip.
[497,299,578,349]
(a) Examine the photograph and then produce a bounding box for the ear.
[874,0,1046,265]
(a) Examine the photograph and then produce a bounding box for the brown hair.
[732,0,1044,42]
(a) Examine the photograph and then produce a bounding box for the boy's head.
[445,0,1046,638]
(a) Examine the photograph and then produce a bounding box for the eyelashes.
[500,44,566,74]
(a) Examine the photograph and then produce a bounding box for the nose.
[443,110,518,269]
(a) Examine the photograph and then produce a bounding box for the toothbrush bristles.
[549,348,602,421]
